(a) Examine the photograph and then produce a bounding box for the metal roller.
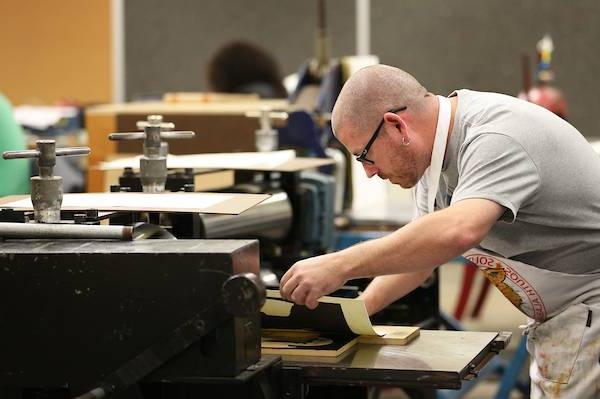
[198,191,292,241]
[0,222,133,240]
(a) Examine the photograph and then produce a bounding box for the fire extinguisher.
[518,34,568,120]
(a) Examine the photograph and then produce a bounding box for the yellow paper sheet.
[264,289,383,336]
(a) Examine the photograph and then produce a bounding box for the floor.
[381,260,530,399]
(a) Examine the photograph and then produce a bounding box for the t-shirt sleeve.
[450,133,541,222]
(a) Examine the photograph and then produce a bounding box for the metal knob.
[136,114,175,131]
[2,140,90,223]
[245,108,283,152]
[108,115,195,193]
[222,273,266,317]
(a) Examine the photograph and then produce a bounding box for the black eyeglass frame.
[355,106,408,165]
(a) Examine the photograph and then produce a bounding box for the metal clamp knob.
[108,115,195,193]
[136,114,175,131]
[109,115,194,144]
[245,108,283,152]
[2,140,90,223]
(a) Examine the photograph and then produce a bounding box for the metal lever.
[108,131,194,141]
[2,140,90,223]
[108,115,195,193]
[244,110,288,121]
[160,131,195,139]
[107,132,146,141]
[3,141,89,177]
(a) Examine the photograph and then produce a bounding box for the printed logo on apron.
[465,252,547,320]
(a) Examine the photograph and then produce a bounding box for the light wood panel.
[0,0,112,105]
[85,112,117,192]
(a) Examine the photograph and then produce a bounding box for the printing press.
[100,114,439,329]
[0,121,511,399]
[0,139,274,398]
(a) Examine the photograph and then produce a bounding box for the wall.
[372,0,600,136]
[124,0,354,99]
[124,0,600,137]
[0,0,112,105]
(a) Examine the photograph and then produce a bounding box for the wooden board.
[359,326,420,345]
[0,192,269,215]
[86,99,288,116]
[86,112,118,192]
[261,329,358,357]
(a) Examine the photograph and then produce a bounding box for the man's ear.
[383,111,401,125]
[384,113,405,136]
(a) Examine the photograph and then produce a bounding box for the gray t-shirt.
[421,89,600,276]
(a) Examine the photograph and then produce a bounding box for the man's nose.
[362,163,378,178]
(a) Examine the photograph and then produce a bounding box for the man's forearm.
[359,270,434,316]
[278,199,502,308]
[336,199,503,280]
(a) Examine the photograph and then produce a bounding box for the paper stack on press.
[261,290,420,357]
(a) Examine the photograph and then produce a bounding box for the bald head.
[332,65,428,137]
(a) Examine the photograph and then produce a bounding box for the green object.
[0,94,30,195]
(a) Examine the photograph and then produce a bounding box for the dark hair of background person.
[206,41,288,99]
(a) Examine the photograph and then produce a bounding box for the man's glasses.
[355,106,408,165]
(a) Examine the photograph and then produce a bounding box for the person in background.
[280,64,600,398]
[0,93,29,196]
[206,40,288,99]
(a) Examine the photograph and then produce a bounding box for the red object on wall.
[518,84,568,120]
[517,35,568,120]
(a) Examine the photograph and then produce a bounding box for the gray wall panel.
[372,0,600,136]
[125,1,600,136]
[125,0,354,98]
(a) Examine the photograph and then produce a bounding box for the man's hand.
[280,253,348,310]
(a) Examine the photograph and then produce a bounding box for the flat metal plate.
[282,330,501,389]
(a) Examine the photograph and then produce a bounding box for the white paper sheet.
[1,192,269,214]
[14,105,78,130]
[99,150,296,171]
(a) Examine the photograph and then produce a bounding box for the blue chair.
[278,111,327,158]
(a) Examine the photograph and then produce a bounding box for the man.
[280,64,600,398]
[206,41,288,99]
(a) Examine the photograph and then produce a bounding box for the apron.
[418,95,600,397]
